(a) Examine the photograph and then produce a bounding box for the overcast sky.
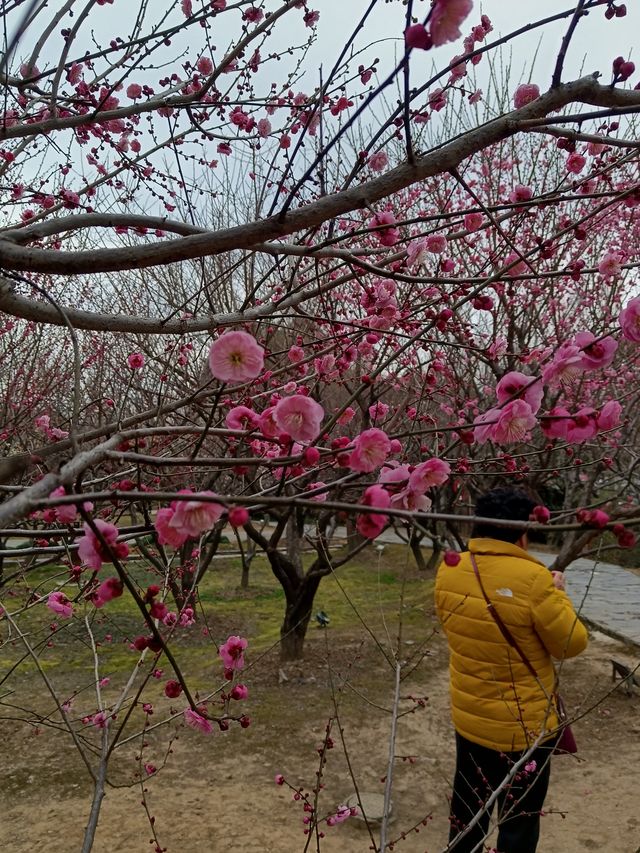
[303,0,639,92]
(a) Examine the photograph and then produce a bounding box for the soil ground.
[1,549,639,852]
[0,631,640,853]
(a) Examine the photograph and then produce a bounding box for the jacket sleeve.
[530,569,589,659]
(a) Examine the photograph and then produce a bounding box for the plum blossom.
[184,708,213,734]
[496,372,544,413]
[326,805,356,826]
[572,331,618,369]
[225,406,260,431]
[597,400,622,431]
[369,211,400,247]
[619,297,640,342]
[473,408,500,444]
[405,23,432,51]
[429,0,473,46]
[47,591,73,619]
[47,486,93,524]
[77,520,129,571]
[92,577,123,609]
[167,492,224,539]
[444,551,461,566]
[369,151,389,171]
[540,406,571,440]
[426,234,447,254]
[154,506,188,547]
[127,352,145,369]
[566,152,586,174]
[598,251,623,278]
[368,401,389,422]
[306,482,328,502]
[228,507,250,527]
[464,212,484,232]
[349,429,391,473]
[565,408,598,443]
[219,635,248,671]
[513,83,540,109]
[208,331,264,383]
[409,458,451,493]
[492,400,537,444]
[356,485,390,540]
[258,406,279,438]
[273,395,324,443]
[542,344,585,386]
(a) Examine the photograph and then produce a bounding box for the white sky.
[304,0,639,91]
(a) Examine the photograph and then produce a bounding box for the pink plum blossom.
[47,487,93,524]
[77,520,129,571]
[47,591,73,619]
[492,400,537,444]
[273,395,324,443]
[258,406,279,438]
[540,406,572,440]
[566,152,586,174]
[573,331,618,369]
[327,805,355,826]
[619,297,640,342]
[184,708,213,734]
[127,352,145,369]
[495,372,544,413]
[379,463,411,487]
[429,0,473,46]
[219,635,248,671]
[598,252,623,278]
[230,684,249,700]
[596,400,622,431]
[464,212,484,231]
[565,408,598,443]
[444,551,461,566]
[513,83,540,109]
[225,405,260,431]
[368,211,400,246]
[405,23,432,50]
[409,458,451,493]
[426,234,447,254]
[542,344,585,386]
[92,577,123,609]
[369,151,389,171]
[356,485,390,540]
[349,428,391,473]
[168,492,224,539]
[368,401,389,422]
[228,507,250,527]
[208,331,265,383]
[154,507,188,547]
[473,408,500,444]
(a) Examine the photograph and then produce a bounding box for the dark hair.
[471,487,536,543]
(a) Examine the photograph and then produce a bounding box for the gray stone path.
[329,527,640,647]
[532,551,640,647]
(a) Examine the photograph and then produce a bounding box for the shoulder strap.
[470,553,538,680]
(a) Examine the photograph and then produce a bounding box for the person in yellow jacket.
[435,487,588,853]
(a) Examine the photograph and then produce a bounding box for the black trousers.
[448,732,556,853]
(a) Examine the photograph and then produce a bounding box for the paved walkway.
[532,552,640,647]
[328,527,640,648]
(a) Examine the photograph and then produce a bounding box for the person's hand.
[551,570,566,591]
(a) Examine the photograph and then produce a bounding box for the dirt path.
[1,631,639,852]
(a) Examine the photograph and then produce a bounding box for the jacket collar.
[468,538,547,567]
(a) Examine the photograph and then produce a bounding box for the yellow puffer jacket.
[435,538,588,751]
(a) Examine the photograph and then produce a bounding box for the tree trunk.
[409,530,427,572]
[240,561,250,589]
[425,543,443,573]
[279,574,322,661]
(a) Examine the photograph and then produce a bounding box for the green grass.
[0,544,435,694]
